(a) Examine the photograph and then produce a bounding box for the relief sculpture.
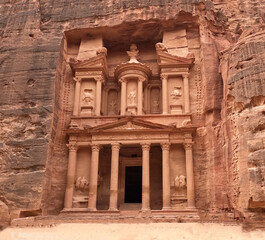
[75,176,89,191]
[128,89,136,106]
[82,89,94,106]
[173,175,186,196]
[170,87,182,104]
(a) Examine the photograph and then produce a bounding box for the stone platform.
[11,209,203,228]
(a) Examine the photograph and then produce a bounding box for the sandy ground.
[0,223,265,240]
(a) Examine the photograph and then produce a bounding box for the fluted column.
[183,74,190,113]
[64,143,78,209]
[161,142,171,210]
[73,77,81,116]
[119,78,126,115]
[184,142,195,208]
[137,78,144,115]
[161,74,168,114]
[109,143,120,211]
[88,144,101,211]
[95,76,104,116]
[141,143,151,211]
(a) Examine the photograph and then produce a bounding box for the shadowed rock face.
[0,0,264,227]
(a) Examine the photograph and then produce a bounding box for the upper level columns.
[184,142,195,208]
[141,143,151,211]
[161,142,171,210]
[95,76,104,116]
[161,74,168,114]
[64,143,78,209]
[119,78,126,115]
[88,144,101,211]
[73,77,81,116]
[137,78,144,115]
[183,74,190,113]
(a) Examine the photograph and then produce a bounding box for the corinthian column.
[95,76,104,116]
[109,143,120,211]
[161,74,168,114]
[137,78,144,115]
[161,142,171,210]
[73,77,81,116]
[141,143,151,211]
[64,143,78,209]
[119,78,126,115]
[184,142,195,208]
[183,74,190,113]
[88,144,101,211]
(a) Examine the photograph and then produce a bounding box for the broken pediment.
[69,47,108,76]
[89,118,171,132]
[156,42,195,69]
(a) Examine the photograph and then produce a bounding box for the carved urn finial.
[127,43,139,63]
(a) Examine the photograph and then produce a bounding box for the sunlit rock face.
[0,0,264,228]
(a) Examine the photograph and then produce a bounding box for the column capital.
[183,142,193,150]
[111,143,120,151]
[182,73,189,79]
[141,143,151,151]
[119,77,126,83]
[91,144,101,152]
[73,77,81,82]
[94,75,104,82]
[161,142,171,151]
[160,73,168,80]
[67,143,78,151]
[138,76,146,82]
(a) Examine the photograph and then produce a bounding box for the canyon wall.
[0,0,264,227]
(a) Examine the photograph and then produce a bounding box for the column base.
[108,207,119,211]
[187,206,196,210]
[87,207,97,211]
[162,207,172,211]
[141,207,151,212]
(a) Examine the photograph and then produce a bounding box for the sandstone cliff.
[0,0,264,228]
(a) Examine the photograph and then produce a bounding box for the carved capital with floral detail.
[160,73,168,81]
[91,144,101,152]
[111,143,120,151]
[94,75,104,83]
[73,77,81,83]
[119,77,126,83]
[138,76,146,82]
[182,73,189,79]
[67,143,78,152]
[161,142,170,151]
[141,143,151,151]
[183,142,193,150]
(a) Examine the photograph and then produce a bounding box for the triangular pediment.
[89,117,171,132]
[69,53,108,74]
[157,51,195,68]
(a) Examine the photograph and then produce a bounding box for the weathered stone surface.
[0,200,10,228]
[0,0,264,228]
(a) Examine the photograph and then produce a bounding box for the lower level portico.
[63,118,196,213]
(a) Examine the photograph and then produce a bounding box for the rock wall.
[0,0,264,226]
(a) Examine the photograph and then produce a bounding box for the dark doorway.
[125,166,142,203]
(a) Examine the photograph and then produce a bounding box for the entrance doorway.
[125,166,142,203]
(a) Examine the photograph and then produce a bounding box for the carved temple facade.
[63,34,198,214]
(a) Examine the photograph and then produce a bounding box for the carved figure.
[96,47,107,56]
[173,175,186,196]
[152,98,160,113]
[155,42,168,52]
[109,100,117,115]
[128,89,136,105]
[82,89,94,106]
[127,44,139,63]
[75,176,89,191]
[170,87,182,103]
